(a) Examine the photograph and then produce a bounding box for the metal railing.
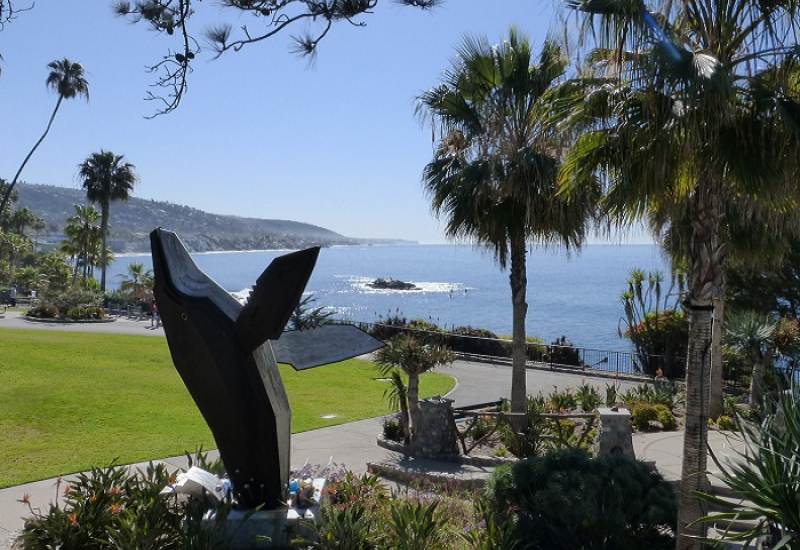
[349,320,685,380]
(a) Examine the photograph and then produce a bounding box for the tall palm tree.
[418,29,598,421]
[556,1,800,545]
[78,151,137,291]
[0,59,89,215]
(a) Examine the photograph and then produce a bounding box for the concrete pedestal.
[596,407,635,460]
[204,506,318,548]
[411,397,459,459]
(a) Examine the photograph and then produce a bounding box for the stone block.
[411,397,459,459]
[596,407,635,460]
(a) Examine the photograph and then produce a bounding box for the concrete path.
[0,310,165,337]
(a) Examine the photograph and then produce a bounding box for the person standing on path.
[150,298,160,329]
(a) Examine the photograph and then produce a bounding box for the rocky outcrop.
[367,278,418,291]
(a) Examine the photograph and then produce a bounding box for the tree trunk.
[749,352,764,408]
[399,397,410,444]
[676,187,725,549]
[709,282,726,419]
[99,201,109,291]
[509,231,528,427]
[407,372,420,436]
[0,96,63,215]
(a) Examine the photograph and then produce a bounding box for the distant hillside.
[16,183,399,253]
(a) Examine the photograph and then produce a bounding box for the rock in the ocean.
[367,278,418,291]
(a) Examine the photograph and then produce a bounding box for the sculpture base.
[204,506,319,548]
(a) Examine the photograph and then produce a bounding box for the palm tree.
[418,29,598,422]
[119,262,154,300]
[78,151,137,291]
[0,59,89,215]
[62,204,102,283]
[288,294,334,330]
[375,334,454,434]
[557,1,800,544]
[660,198,800,418]
[726,311,777,407]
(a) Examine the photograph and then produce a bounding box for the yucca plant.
[383,370,410,443]
[575,383,602,412]
[375,334,453,433]
[383,499,448,550]
[694,388,800,547]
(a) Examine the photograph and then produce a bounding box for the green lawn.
[0,328,454,488]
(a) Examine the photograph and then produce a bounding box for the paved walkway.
[0,310,165,337]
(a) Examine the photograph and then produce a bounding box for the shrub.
[325,471,386,508]
[470,415,493,443]
[621,383,677,410]
[26,303,59,319]
[626,309,689,378]
[449,325,509,357]
[27,287,105,320]
[383,499,448,550]
[489,449,677,550]
[630,402,659,431]
[499,410,548,459]
[383,417,404,442]
[315,504,374,549]
[16,460,233,549]
[575,383,602,412]
[370,312,550,360]
[547,388,577,412]
[460,497,519,550]
[710,415,736,431]
[654,404,677,430]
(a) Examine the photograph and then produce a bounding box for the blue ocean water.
[108,244,670,351]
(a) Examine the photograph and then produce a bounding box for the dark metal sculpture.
[150,228,382,509]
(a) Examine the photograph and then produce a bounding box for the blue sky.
[0,1,650,243]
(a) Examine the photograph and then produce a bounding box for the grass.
[0,328,454,488]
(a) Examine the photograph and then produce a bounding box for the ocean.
[108,243,671,351]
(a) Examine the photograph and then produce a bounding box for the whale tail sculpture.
[150,228,383,509]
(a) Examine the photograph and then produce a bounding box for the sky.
[0,1,652,244]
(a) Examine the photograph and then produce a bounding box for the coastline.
[115,241,655,258]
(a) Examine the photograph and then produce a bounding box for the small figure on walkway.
[8,284,16,307]
[150,298,161,328]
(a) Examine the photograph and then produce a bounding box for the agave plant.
[694,388,800,547]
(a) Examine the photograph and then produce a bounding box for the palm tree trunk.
[509,231,528,427]
[676,189,725,549]
[399,398,410,444]
[99,200,109,291]
[407,372,420,436]
[709,281,726,419]
[0,95,63,215]
[749,352,764,407]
